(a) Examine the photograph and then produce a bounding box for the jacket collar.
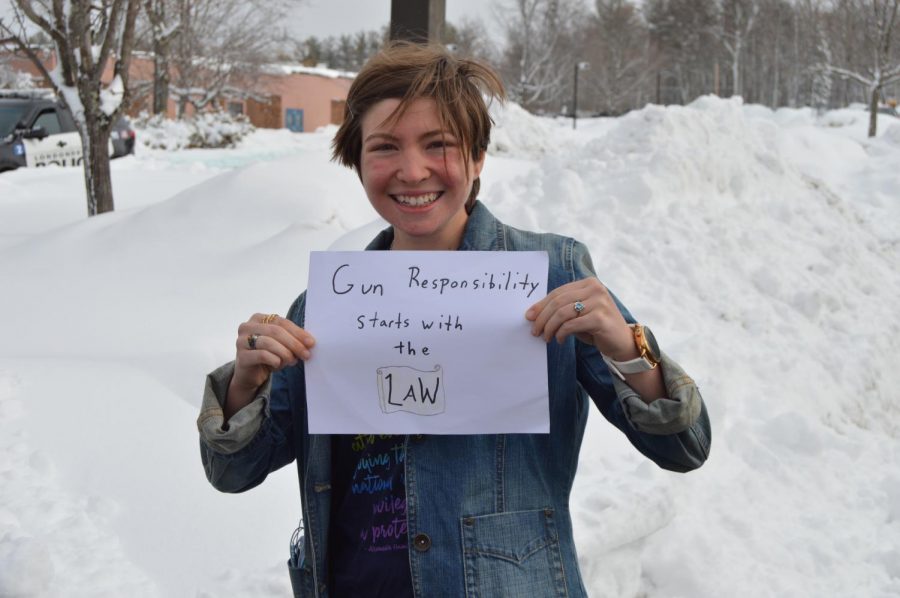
[364,200,505,252]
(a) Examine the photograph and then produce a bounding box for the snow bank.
[883,122,900,145]
[489,101,576,158]
[0,367,160,597]
[0,147,374,396]
[136,112,256,150]
[484,95,900,596]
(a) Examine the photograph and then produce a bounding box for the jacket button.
[463,517,475,526]
[412,434,425,444]
[413,533,432,552]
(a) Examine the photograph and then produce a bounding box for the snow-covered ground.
[0,97,898,597]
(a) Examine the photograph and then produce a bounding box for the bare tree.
[499,0,584,112]
[331,34,354,71]
[811,27,834,112]
[143,0,180,115]
[294,29,385,70]
[584,0,652,114]
[712,0,759,97]
[170,0,292,117]
[782,0,827,108]
[1,0,140,216]
[745,0,796,106]
[445,18,499,63]
[480,0,900,113]
[646,0,719,104]
[821,0,900,136]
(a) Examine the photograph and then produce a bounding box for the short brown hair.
[331,42,505,208]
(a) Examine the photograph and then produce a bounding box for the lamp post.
[573,61,589,130]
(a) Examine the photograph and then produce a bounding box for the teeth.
[394,192,440,206]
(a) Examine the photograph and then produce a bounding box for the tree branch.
[883,68,900,85]
[110,0,141,121]
[94,0,126,85]
[15,0,62,46]
[824,65,875,87]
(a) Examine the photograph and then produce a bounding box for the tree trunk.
[146,0,173,115]
[772,32,780,106]
[732,45,741,97]
[9,0,138,217]
[152,42,170,115]
[715,61,720,96]
[869,85,879,137]
[82,116,115,216]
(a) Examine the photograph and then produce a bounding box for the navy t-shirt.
[328,435,413,597]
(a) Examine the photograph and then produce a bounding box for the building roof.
[263,63,356,80]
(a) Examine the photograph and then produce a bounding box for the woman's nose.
[396,149,429,183]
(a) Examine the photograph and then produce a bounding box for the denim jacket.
[198,201,711,597]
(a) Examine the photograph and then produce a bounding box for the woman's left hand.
[525,277,636,359]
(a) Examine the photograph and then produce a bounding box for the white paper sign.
[304,251,550,434]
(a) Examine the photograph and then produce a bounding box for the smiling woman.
[358,98,482,250]
[329,43,502,252]
[197,41,711,598]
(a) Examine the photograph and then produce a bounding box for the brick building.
[1,48,354,132]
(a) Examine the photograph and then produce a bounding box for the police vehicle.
[0,90,135,173]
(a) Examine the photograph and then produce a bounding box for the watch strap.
[602,324,660,380]
[602,353,657,380]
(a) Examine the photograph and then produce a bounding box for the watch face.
[641,325,661,362]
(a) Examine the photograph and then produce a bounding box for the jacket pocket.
[461,508,568,598]
[287,559,316,597]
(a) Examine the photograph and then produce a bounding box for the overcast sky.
[0,0,510,49]
[287,0,506,43]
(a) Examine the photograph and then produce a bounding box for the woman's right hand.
[226,313,316,419]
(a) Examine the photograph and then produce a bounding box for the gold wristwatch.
[601,324,661,380]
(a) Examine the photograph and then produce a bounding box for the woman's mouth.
[391,192,442,207]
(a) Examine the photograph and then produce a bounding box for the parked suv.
[0,90,135,173]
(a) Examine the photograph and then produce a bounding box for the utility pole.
[390,0,445,43]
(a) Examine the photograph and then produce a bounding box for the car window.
[0,105,28,137]
[33,109,63,135]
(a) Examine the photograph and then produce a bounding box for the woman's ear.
[466,177,481,212]
[472,151,486,179]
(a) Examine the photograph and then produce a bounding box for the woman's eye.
[369,143,396,152]
[428,139,454,150]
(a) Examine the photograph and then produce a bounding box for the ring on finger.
[247,333,261,350]
[262,313,278,324]
[573,301,586,316]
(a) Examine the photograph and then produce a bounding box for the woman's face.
[359,97,484,250]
